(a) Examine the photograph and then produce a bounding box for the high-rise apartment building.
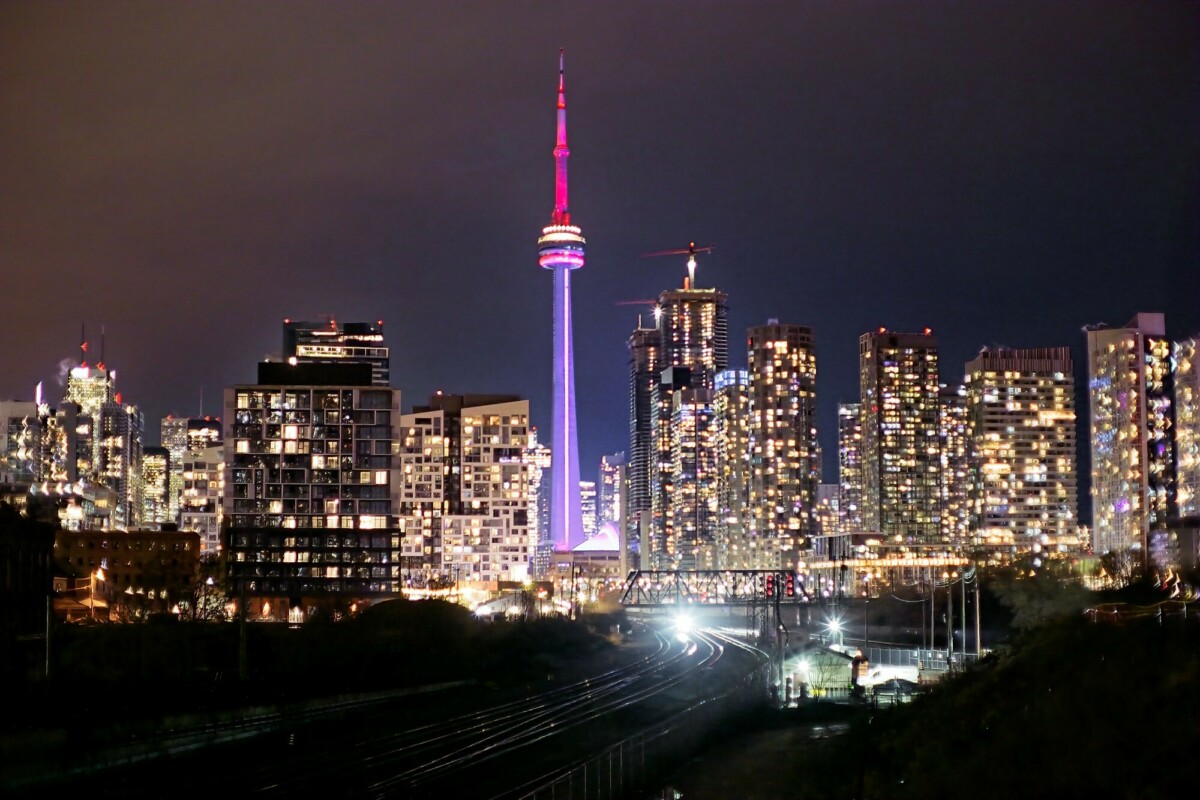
[162,416,221,524]
[525,430,553,578]
[965,348,1077,551]
[643,276,730,568]
[649,366,692,568]
[860,329,941,542]
[1175,338,1200,517]
[580,480,597,540]
[174,418,225,556]
[815,483,841,537]
[656,284,729,392]
[939,384,971,547]
[1087,314,1176,556]
[525,429,552,545]
[837,403,864,532]
[35,402,85,486]
[626,322,662,567]
[161,417,189,523]
[182,440,224,556]
[747,322,818,567]
[598,452,625,530]
[283,319,389,387]
[223,362,401,613]
[0,401,39,487]
[140,446,171,525]
[63,354,144,530]
[398,394,532,586]
[667,387,717,569]
[65,364,110,429]
[714,369,751,568]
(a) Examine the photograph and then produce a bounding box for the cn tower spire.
[537,50,587,553]
[553,48,570,224]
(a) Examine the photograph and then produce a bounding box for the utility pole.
[945,576,953,670]
[237,573,247,682]
[920,579,927,653]
[961,572,967,664]
[928,572,936,655]
[45,593,51,680]
[974,571,982,656]
[775,576,786,697]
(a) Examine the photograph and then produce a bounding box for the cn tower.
[537,50,586,552]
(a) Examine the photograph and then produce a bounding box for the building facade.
[939,384,971,547]
[859,329,941,543]
[626,322,662,568]
[223,362,401,613]
[1175,338,1199,518]
[398,394,532,587]
[283,319,389,387]
[837,403,864,533]
[0,401,39,488]
[598,452,625,534]
[656,284,730,391]
[1088,314,1176,557]
[160,417,189,523]
[61,358,145,531]
[714,369,751,568]
[965,348,1077,552]
[140,446,171,526]
[668,387,717,569]
[649,366,692,568]
[747,322,818,567]
[815,483,840,537]
[182,441,224,557]
[580,480,597,540]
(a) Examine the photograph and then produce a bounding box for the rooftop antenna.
[641,241,715,289]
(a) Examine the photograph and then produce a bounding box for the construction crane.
[615,298,662,327]
[641,241,715,288]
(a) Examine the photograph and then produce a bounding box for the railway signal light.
[785,572,796,598]
[765,574,775,598]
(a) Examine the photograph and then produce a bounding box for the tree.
[179,558,229,621]
[1097,547,1144,588]
[991,555,1088,629]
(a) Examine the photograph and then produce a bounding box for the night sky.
[2,2,1197,489]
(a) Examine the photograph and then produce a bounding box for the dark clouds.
[1,1,1197,482]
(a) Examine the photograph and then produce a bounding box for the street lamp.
[90,567,106,621]
[826,616,843,648]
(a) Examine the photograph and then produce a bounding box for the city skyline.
[1,3,1197,487]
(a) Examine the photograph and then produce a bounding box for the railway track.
[246,629,725,797]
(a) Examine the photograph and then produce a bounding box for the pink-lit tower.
[537,50,586,551]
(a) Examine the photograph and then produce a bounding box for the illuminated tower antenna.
[537,49,587,552]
